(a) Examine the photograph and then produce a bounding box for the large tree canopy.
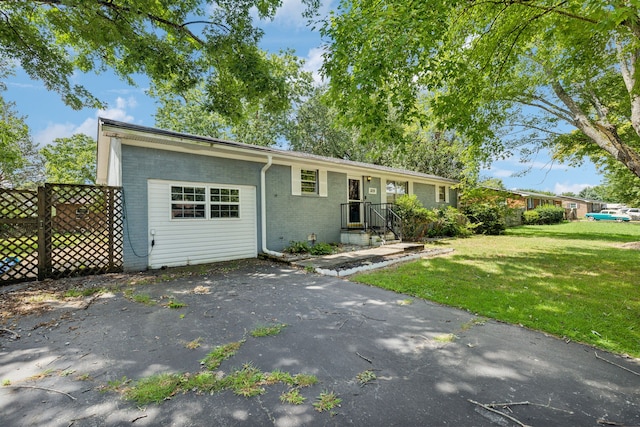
[0,0,318,116]
[41,134,96,184]
[152,50,313,146]
[321,1,640,180]
[0,94,42,188]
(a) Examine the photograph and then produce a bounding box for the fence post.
[37,186,46,281]
[107,187,115,270]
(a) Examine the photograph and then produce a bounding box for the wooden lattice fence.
[0,184,123,285]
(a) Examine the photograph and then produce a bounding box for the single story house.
[557,196,605,219]
[96,118,459,271]
[508,190,563,210]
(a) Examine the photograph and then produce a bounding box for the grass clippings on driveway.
[352,222,640,358]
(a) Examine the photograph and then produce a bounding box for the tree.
[40,134,96,184]
[321,1,640,180]
[0,1,319,117]
[0,95,42,188]
[578,185,613,202]
[286,86,369,160]
[152,50,313,147]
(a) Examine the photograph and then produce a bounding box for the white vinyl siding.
[148,179,257,269]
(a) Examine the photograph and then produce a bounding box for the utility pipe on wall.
[261,155,284,257]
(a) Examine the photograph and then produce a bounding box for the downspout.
[261,155,284,257]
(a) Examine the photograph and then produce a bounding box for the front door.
[348,177,362,224]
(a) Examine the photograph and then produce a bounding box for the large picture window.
[171,185,240,219]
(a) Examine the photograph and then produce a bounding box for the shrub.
[309,242,334,255]
[522,210,540,225]
[394,195,473,240]
[536,205,565,224]
[523,205,565,225]
[284,241,311,254]
[463,203,507,235]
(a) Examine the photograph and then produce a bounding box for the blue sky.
[3,0,602,194]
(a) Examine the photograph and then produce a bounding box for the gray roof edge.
[98,117,459,184]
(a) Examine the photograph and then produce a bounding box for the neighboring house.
[96,118,458,271]
[557,195,605,220]
[508,190,563,210]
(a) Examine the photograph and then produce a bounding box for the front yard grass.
[352,222,640,357]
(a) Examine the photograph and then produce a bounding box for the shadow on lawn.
[356,243,640,357]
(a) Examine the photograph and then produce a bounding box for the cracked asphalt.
[1,259,639,426]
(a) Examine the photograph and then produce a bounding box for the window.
[210,188,240,218]
[386,180,407,203]
[171,186,206,219]
[438,186,447,203]
[569,203,578,209]
[301,169,318,194]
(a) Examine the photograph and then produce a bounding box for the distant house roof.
[98,117,458,185]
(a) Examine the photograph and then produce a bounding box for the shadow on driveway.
[1,259,639,426]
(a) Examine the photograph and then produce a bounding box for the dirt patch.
[0,259,252,325]
[620,241,640,249]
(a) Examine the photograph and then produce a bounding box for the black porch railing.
[340,202,402,241]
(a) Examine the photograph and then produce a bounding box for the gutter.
[261,155,284,257]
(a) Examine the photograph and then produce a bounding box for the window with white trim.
[438,185,448,203]
[171,186,206,219]
[301,169,318,194]
[386,180,407,203]
[171,185,241,219]
[210,188,240,218]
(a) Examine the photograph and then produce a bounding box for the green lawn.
[352,222,640,357]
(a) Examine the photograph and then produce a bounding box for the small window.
[386,180,407,203]
[301,169,318,194]
[171,186,206,219]
[210,188,240,218]
[438,186,447,203]
[569,203,578,209]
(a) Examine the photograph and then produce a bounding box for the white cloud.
[261,0,334,29]
[554,182,591,195]
[304,46,326,85]
[34,96,135,146]
[490,168,515,178]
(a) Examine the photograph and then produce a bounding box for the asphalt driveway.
[1,259,639,426]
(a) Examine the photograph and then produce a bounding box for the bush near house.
[394,195,473,240]
[461,203,506,235]
[523,205,565,225]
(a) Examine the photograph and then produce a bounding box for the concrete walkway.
[292,243,454,276]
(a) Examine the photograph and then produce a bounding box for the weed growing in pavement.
[184,337,203,349]
[201,340,245,370]
[166,299,187,309]
[250,323,287,337]
[222,363,266,397]
[123,373,183,404]
[433,333,458,343]
[280,389,306,404]
[356,370,377,386]
[2,379,10,386]
[291,373,318,387]
[313,391,342,412]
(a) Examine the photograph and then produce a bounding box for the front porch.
[340,202,402,246]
